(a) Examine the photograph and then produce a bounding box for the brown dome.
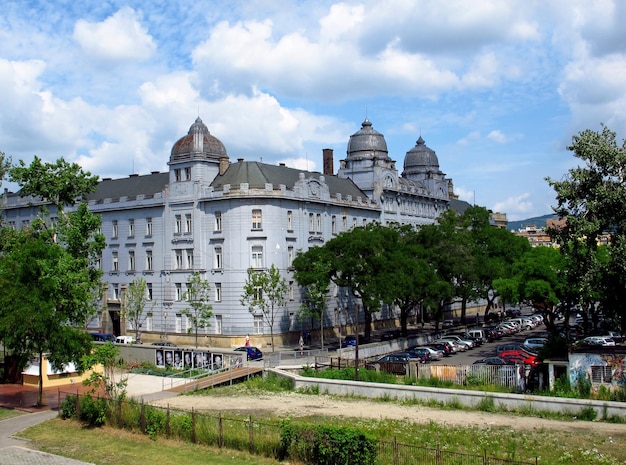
[170,117,227,164]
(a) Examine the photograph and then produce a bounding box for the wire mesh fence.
[59,391,537,465]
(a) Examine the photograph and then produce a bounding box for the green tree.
[0,150,11,191]
[324,224,390,342]
[80,342,127,400]
[459,206,531,320]
[0,157,104,405]
[494,246,566,333]
[240,264,287,352]
[182,272,213,348]
[123,278,156,343]
[293,246,333,348]
[546,125,626,330]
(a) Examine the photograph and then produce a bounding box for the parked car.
[115,335,135,344]
[582,336,616,347]
[90,332,116,342]
[473,357,512,366]
[404,348,431,363]
[606,331,624,343]
[341,334,357,347]
[439,335,474,349]
[506,308,522,317]
[431,340,456,355]
[523,337,548,351]
[496,342,526,353]
[365,353,411,374]
[498,349,540,367]
[234,346,264,360]
[380,329,401,341]
[436,338,464,352]
[442,319,456,329]
[151,341,176,347]
[415,346,444,361]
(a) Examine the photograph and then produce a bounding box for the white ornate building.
[1,117,469,347]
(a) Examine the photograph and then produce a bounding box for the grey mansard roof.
[86,172,169,201]
[212,160,367,199]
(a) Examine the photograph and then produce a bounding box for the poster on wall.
[155,349,164,367]
[164,350,174,367]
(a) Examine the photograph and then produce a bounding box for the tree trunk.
[37,351,44,407]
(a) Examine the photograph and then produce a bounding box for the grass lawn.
[17,418,280,465]
[0,407,23,421]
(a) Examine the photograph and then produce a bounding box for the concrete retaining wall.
[270,368,626,420]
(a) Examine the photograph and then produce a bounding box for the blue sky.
[2,1,626,221]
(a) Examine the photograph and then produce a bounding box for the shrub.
[577,405,598,422]
[145,407,167,440]
[476,396,496,412]
[60,394,77,419]
[79,395,107,426]
[575,373,592,399]
[170,413,193,440]
[280,423,377,465]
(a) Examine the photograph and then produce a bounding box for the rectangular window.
[289,281,294,300]
[214,211,222,232]
[215,315,222,334]
[252,209,262,230]
[175,250,183,269]
[175,283,183,301]
[128,219,135,237]
[128,250,135,271]
[146,283,153,300]
[176,314,183,333]
[186,249,194,269]
[95,254,102,270]
[21,219,30,229]
[251,246,263,269]
[146,218,153,236]
[215,283,222,302]
[146,250,153,270]
[287,210,293,231]
[316,213,322,232]
[184,167,191,180]
[362,218,367,227]
[342,215,347,231]
[185,214,192,233]
[112,251,119,271]
[287,246,294,268]
[254,315,264,334]
[146,314,153,332]
[591,366,613,384]
[175,215,182,234]
[332,215,337,234]
[175,169,181,182]
[112,284,120,300]
[309,213,315,232]
[214,246,222,269]
[112,220,118,238]
[353,217,357,228]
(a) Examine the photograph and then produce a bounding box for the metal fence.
[59,391,537,465]
[313,357,524,390]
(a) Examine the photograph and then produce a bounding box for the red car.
[498,349,540,367]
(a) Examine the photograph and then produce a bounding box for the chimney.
[323,148,334,175]
[219,157,230,175]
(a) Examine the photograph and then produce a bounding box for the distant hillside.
[507,214,557,232]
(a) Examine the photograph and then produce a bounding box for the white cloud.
[487,130,507,143]
[493,193,534,217]
[73,7,156,63]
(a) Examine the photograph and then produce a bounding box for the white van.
[115,335,135,344]
[468,329,486,343]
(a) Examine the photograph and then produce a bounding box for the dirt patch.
[151,391,626,435]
